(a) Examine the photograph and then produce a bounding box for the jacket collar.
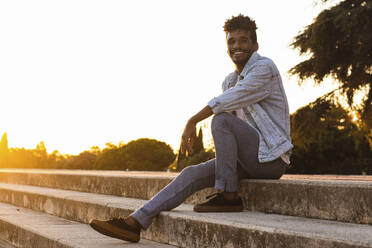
[240,51,260,76]
[227,52,260,89]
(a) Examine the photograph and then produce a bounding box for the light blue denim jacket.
[208,52,293,163]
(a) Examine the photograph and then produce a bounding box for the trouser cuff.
[130,209,152,230]
[215,179,238,192]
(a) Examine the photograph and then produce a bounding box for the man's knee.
[179,160,215,180]
[179,165,194,177]
[179,164,203,181]
[211,112,232,130]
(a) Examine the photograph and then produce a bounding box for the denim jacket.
[208,52,293,163]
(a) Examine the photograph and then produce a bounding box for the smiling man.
[90,14,293,243]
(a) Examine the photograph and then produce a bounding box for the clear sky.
[0,0,339,155]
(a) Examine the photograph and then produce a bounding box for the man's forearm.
[181,105,214,154]
[188,105,214,124]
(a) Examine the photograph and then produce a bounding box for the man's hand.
[181,120,196,155]
[180,105,214,156]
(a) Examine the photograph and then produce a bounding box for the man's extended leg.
[90,158,217,242]
[130,159,216,229]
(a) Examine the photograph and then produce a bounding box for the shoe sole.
[90,220,140,243]
[193,205,244,212]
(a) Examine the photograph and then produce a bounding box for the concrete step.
[0,182,371,248]
[0,238,16,248]
[0,169,371,225]
[0,202,176,248]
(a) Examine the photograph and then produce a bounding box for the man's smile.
[230,50,252,63]
[232,50,248,56]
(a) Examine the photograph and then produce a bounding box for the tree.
[33,141,48,168]
[0,133,8,151]
[290,0,372,130]
[94,145,124,170]
[56,151,97,170]
[94,138,176,171]
[288,95,372,174]
[193,128,205,155]
[0,133,9,167]
[176,127,215,171]
[89,146,101,155]
[122,138,176,171]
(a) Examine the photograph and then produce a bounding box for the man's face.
[227,29,258,67]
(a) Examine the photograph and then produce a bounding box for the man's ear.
[254,43,259,51]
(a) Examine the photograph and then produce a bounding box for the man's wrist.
[187,117,197,125]
[187,105,213,126]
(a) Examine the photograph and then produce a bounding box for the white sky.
[0,0,339,154]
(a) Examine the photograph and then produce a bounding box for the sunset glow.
[0,0,338,154]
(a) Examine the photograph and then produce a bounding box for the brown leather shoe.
[90,218,140,242]
[193,193,244,212]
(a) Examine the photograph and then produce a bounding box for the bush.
[176,149,215,171]
[94,138,176,171]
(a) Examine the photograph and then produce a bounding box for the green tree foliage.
[93,143,122,170]
[193,128,204,155]
[175,149,215,171]
[56,150,98,170]
[94,138,176,171]
[290,0,372,129]
[288,95,372,174]
[176,127,215,171]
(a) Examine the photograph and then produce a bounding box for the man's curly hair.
[223,14,257,44]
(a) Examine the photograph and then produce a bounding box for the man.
[90,14,293,243]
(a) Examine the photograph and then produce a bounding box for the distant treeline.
[0,137,176,171]
[0,98,371,174]
[0,129,215,172]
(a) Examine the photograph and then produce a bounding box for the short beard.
[233,57,250,68]
[231,49,253,68]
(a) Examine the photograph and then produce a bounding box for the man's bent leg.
[130,159,216,229]
[90,159,216,241]
[211,113,260,192]
[192,113,285,212]
[193,113,254,212]
[212,113,286,179]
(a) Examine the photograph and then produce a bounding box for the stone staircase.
[0,169,371,247]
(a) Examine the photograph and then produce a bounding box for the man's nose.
[233,41,241,50]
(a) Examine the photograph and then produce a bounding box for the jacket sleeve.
[208,63,273,114]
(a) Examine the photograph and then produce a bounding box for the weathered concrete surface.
[1,169,372,224]
[0,238,16,248]
[0,202,176,248]
[241,179,372,225]
[0,169,175,200]
[0,183,371,248]
[0,169,216,207]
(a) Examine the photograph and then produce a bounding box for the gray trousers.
[131,113,286,229]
